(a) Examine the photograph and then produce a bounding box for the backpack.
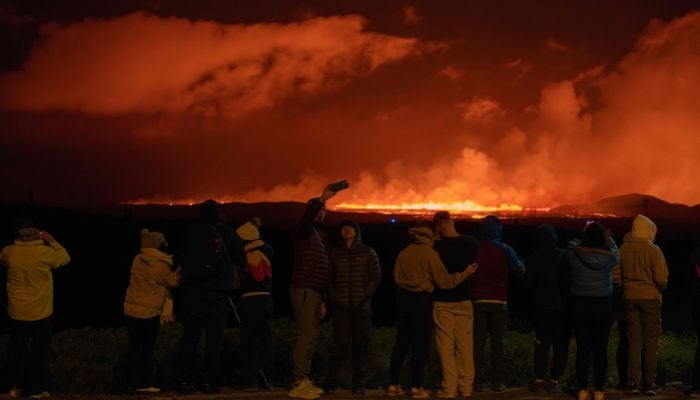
[183,222,229,279]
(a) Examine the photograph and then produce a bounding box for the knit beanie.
[236,217,262,242]
[140,228,166,249]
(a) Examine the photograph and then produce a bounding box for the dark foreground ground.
[0,387,693,400]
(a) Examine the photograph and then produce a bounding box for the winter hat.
[140,228,166,249]
[478,215,503,241]
[236,217,262,242]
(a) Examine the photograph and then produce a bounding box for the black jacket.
[291,199,330,293]
[432,235,479,302]
[329,222,381,310]
[524,225,567,311]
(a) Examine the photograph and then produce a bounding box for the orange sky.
[1,1,699,209]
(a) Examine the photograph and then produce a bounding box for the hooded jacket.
[471,216,525,302]
[524,225,567,311]
[291,198,330,293]
[619,214,668,301]
[2,234,70,321]
[124,247,181,319]
[394,226,470,293]
[329,220,382,310]
[566,237,619,298]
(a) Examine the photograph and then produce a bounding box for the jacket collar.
[14,239,44,246]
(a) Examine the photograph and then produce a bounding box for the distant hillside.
[550,193,700,221]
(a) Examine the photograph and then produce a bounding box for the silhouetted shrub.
[0,320,695,394]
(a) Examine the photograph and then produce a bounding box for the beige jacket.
[124,248,181,319]
[619,215,669,301]
[394,226,470,293]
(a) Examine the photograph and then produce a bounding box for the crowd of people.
[0,183,698,400]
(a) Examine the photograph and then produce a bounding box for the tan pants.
[433,300,474,396]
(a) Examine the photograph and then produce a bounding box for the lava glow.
[335,201,527,214]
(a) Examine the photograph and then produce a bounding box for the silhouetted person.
[620,215,668,396]
[471,215,525,392]
[288,187,336,400]
[324,220,381,396]
[176,200,245,394]
[431,211,479,399]
[524,225,569,393]
[123,229,181,394]
[689,242,700,397]
[235,217,274,391]
[1,215,70,399]
[387,221,477,400]
[567,221,619,400]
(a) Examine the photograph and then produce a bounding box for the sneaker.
[387,385,405,397]
[289,380,320,400]
[306,380,324,395]
[178,382,196,395]
[547,380,562,393]
[593,390,604,400]
[352,386,366,396]
[436,389,456,398]
[410,387,430,399]
[458,388,473,398]
[491,384,506,392]
[28,392,50,399]
[530,379,546,392]
[8,388,20,400]
[136,387,161,394]
[577,389,591,400]
[625,383,641,395]
[644,384,658,396]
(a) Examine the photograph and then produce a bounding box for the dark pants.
[533,309,567,381]
[177,296,229,386]
[572,296,612,391]
[326,304,372,388]
[5,318,51,395]
[616,319,629,388]
[389,290,433,388]
[125,315,160,389]
[473,302,508,387]
[692,297,700,390]
[625,299,662,386]
[239,295,273,385]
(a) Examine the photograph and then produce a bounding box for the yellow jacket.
[2,239,70,321]
[619,215,669,301]
[124,248,180,319]
[394,226,470,293]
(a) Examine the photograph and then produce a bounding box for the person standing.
[235,217,274,391]
[431,211,479,399]
[1,215,70,399]
[524,224,568,393]
[288,187,337,400]
[123,229,181,394]
[688,242,700,398]
[471,215,525,392]
[388,221,477,400]
[176,200,245,394]
[620,215,668,396]
[324,220,381,396]
[567,221,619,400]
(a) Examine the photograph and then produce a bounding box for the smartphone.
[327,179,350,193]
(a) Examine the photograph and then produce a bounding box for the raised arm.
[40,236,70,269]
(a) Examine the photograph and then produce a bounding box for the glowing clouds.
[0,13,422,118]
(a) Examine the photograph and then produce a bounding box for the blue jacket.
[566,237,619,297]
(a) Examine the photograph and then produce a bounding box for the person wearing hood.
[176,199,245,394]
[524,224,569,393]
[688,242,700,398]
[431,211,479,399]
[289,186,337,400]
[566,221,619,400]
[387,221,478,399]
[1,214,70,399]
[471,215,525,392]
[123,229,181,394]
[324,219,381,396]
[235,217,274,391]
[619,215,668,396]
